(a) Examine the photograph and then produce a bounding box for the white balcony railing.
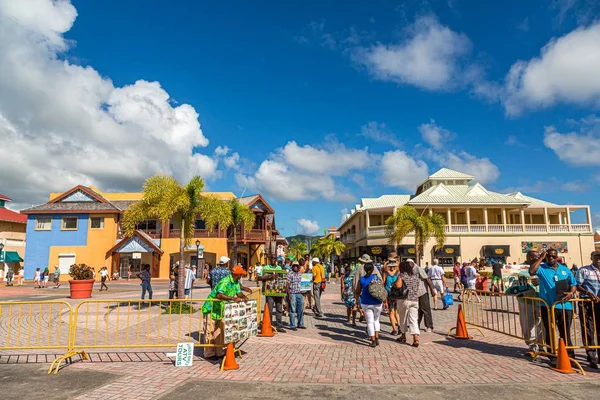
[358,223,592,238]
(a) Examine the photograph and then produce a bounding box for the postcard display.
[223,300,258,344]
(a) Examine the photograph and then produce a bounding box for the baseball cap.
[218,256,230,264]
[231,265,246,275]
[312,257,320,263]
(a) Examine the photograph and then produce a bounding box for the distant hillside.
[285,234,322,245]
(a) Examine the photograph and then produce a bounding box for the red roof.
[0,194,11,201]
[0,207,27,224]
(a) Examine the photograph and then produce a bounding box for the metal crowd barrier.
[462,290,554,355]
[0,301,72,351]
[552,298,600,355]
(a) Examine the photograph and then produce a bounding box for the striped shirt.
[184,267,195,290]
[287,271,302,294]
[576,265,600,297]
[400,271,421,302]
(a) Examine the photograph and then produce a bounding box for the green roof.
[1,251,23,263]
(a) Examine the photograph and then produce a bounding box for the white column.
[429,208,433,216]
[484,208,488,231]
[586,206,592,232]
[502,208,507,227]
[466,208,471,232]
[447,208,452,229]
[366,210,370,227]
[520,209,525,232]
[558,212,563,225]
[544,207,549,232]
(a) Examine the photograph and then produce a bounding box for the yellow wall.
[47,213,120,281]
[158,237,229,277]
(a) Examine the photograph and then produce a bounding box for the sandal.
[412,340,419,348]
[397,334,406,343]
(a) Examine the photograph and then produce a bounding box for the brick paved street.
[2,281,600,399]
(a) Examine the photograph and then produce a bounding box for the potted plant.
[68,263,95,299]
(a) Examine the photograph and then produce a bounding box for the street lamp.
[195,240,201,279]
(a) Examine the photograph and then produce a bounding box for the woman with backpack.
[395,261,422,347]
[354,262,384,348]
[384,258,400,335]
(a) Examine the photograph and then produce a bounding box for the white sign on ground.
[175,342,194,367]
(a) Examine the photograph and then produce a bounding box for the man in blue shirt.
[576,251,600,369]
[529,248,576,355]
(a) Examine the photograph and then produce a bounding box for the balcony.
[227,229,268,242]
[168,229,226,239]
[342,234,356,244]
[363,223,592,237]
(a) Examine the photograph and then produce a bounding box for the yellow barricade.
[551,298,600,355]
[48,288,262,373]
[0,301,72,351]
[462,290,554,354]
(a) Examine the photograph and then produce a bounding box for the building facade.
[339,169,594,268]
[0,194,27,281]
[21,186,279,280]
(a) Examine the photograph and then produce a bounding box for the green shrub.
[69,263,94,280]
[162,302,198,314]
[444,271,454,279]
[479,271,493,278]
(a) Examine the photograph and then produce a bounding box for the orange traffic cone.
[221,342,239,371]
[552,339,576,374]
[258,303,275,337]
[449,305,472,339]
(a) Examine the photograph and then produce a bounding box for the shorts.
[432,280,445,294]
[387,297,397,309]
[184,288,191,295]
[44,276,49,283]
[466,280,476,290]
[453,276,460,284]
[492,276,502,285]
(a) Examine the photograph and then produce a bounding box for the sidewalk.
[2,284,599,399]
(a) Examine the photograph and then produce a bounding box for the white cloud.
[224,152,241,170]
[543,125,600,166]
[442,152,500,184]
[280,141,370,176]
[214,146,230,156]
[354,15,472,90]
[503,22,600,115]
[0,0,220,207]
[418,119,453,149]
[380,150,429,190]
[297,219,320,235]
[359,121,401,147]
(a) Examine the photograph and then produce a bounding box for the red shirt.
[453,265,460,277]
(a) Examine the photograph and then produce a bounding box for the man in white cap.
[207,256,231,290]
[427,259,448,310]
[311,257,325,317]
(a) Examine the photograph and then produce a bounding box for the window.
[61,217,78,230]
[91,217,104,229]
[194,219,206,229]
[135,220,157,230]
[58,254,76,274]
[36,216,52,230]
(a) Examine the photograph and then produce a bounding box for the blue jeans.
[289,293,305,328]
[141,281,153,300]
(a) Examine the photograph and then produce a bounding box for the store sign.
[445,248,455,254]
[371,247,383,255]
[197,245,205,259]
[175,342,194,367]
[407,248,415,254]
[132,253,142,259]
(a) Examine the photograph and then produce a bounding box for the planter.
[69,279,95,299]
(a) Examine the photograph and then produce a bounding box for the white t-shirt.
[255,265,263,276]
[428,265,445,280]
[18,269,24,276]
[100,270,108,278]
[466,266,477,282]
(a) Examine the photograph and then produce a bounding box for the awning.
[483,245,511,257]
[397,245,417,257]
[1,251,23,263]
[433,245,461,257]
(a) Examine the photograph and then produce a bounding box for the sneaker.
[426,328,433,333]
[391,329,398,335]
[298,326,307,329]
[590,361,599,369]
[277,327,287,333]
[290,327,298,331]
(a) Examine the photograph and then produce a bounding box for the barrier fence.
[463,289,600,364]
[0,289,262,374]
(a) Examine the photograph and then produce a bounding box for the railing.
[345,234,356,243]
[362,223,592,237]
[141,229,161,239]
[168,229,225,239]
[227,229,267,242]
[549,224,569,233]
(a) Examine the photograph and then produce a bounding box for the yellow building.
[339,168,595,268]
[21,186,279,280]
[0,194,27,281]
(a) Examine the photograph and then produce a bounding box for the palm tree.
[288,239,307,261]
[122,175,231,298]
[227,198,256,265]
[313,235,345,266]
[385,206,446,263]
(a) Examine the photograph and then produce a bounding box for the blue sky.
[1,0,600,235]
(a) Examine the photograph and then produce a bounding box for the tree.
[227,198,256,265]
[288,239,307,261]
[122,175,231,298]
[385,206,446,263]
[313,235,345,266]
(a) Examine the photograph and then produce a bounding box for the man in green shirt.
[202,265,248,358]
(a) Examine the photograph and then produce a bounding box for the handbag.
[368,276,388,302]
[321,282,326,291]
[389,279,408,300]
[443,289,454,307]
